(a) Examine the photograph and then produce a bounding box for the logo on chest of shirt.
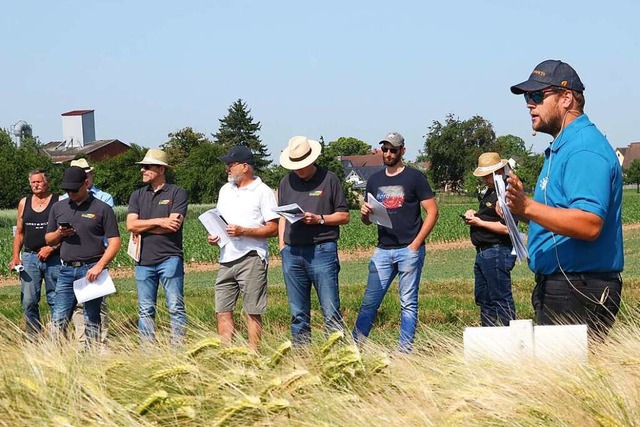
[377,185,405,209]
[159,199,173,205]
[308,190,323,197]
[81,213,97,219]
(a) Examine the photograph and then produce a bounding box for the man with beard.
[9,170,61,336]
[506,60,623,340]
[353,132,439,353]
[207,145,279,351]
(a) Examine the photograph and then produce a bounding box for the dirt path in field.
[2,223,639,287]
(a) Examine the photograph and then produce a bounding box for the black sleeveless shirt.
[22,194,60,252]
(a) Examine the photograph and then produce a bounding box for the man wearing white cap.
[126,149,188,345]
[277,136,350,345]
[463,152,516,327]
[66,158,114,346]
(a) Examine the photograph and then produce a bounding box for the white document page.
[73,270,116,304]
[127,233,141,262]
[273,203,305,224]
[494,174,528,262]
[198,208,231,247]
[367,193,393,229]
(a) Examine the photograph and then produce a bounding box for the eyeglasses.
[226,162,246,169]
[141,165,157,170]
[523,88,564,105]
[381,147,400,154]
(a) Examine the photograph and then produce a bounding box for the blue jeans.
[52,263,102,346]
[474,245,516,326]
[20,251,60,335]
[353,246,425,352]
[281,242,344,345]
[135,256,186,345]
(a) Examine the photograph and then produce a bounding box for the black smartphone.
[59,222,72,229]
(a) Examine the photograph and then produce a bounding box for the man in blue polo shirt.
[506,59,623,340]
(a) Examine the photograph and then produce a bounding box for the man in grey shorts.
[207,145,279,350]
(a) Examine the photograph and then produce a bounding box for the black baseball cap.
[61,166,87,191]
[510,60,585,94]
[219,145,255,165]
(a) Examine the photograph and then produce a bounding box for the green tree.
[213,99,270,171]
[326,137,371,156]
[92,144,149,205]
[162,127,209,169]
[625,159,640,193]
[423,114,497,192]
[174,142,227,204]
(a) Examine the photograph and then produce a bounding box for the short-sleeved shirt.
[470,188,512,248]
[366,166,434,248]
[46,194,120,262]
[128,183,188,266]
[528,114,623,274]
[278,166,348,246]
[217,176,279,263]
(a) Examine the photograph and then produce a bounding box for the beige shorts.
[215,251,267,315]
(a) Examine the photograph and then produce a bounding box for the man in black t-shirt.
[353,132,438,353]
[9,169,61,336]
[126,149,188,346]
[45,166,121,346]
[278,136,350,345]
[463,152,516,326]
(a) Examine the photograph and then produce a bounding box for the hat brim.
[473,159,509,177]
[279,139,322,170]
[136,159,171,168]
[510,79,550,94]
[379,140,404,147]
[219,154,254,165]
[61,181,84,191]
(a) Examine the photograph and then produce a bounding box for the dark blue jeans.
[20,251,60,335]
[474,245,516,326]
[52,263,103,346]
[281,242,344,345]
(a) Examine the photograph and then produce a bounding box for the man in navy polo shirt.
[506,60,623,340]
[45,166,121,346]
[126,149,188,345]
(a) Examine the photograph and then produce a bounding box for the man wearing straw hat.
[464,152,516,327]
[277,136,350,345]
[66,158,114,347]
[506,59,623,339]
[126,149,188,345]
[352,132,438,353]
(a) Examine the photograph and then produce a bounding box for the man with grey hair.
[9,169,61,336]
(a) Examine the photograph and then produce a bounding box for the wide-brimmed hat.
[70,158,93,172]
[136,148,171,168]
[279,136,322,170]
[473,152,508,177]
[61,166,88,191]
[510,59,585,94]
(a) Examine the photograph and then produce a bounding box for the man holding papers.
[126,149,188,345]
[463,152,517,327]
[45,166,121,347]
[353,132,438,353]
[278,136,350,345]
[207,145,278,350]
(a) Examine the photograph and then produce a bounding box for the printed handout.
[273,203,305,224]
[198,208,231,247]
[73,270,116,304]
[367,193,393,229]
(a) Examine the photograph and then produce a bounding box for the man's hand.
[159,215,183,232]
[207,235,220,246]
[505,172,530,216]
[303,212,321,225]
[86,264,104,282]
[226,224,245,237]
[37,246,55,261]
[8,256,21,270]
[360,202,373,218]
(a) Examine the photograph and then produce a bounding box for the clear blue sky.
[2,0,639,161]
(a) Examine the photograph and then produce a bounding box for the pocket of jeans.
[479,248,499,260]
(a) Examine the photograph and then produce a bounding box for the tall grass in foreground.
[2,315,640,426]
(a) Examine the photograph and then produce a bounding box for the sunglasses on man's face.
[141,165,157,171]
[523,88,563,105]
[381,147,400,154]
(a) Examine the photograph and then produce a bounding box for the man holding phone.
[45,166,121,346]
[126,149,188,345]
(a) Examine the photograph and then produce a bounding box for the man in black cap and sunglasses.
[353,132,439,353]
[505,60,623,340]
[45,166,121,346]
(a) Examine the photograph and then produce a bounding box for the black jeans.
[532,272,622,341]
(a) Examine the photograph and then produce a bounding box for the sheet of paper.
[367,193,393,229]
[127,233,141,262]
[73,270,116,304]
[494,173,528,262]
[273,203,305,224]
[198,208,231,247]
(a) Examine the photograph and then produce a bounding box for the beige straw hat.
[279,136,322,170]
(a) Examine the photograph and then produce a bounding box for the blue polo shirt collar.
[547,114,591,153]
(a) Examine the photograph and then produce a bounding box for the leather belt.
[476,243,512,252]
[537,272,620,282]
[61,257,102,267]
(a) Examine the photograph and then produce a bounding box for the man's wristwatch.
[319,214,325,225]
